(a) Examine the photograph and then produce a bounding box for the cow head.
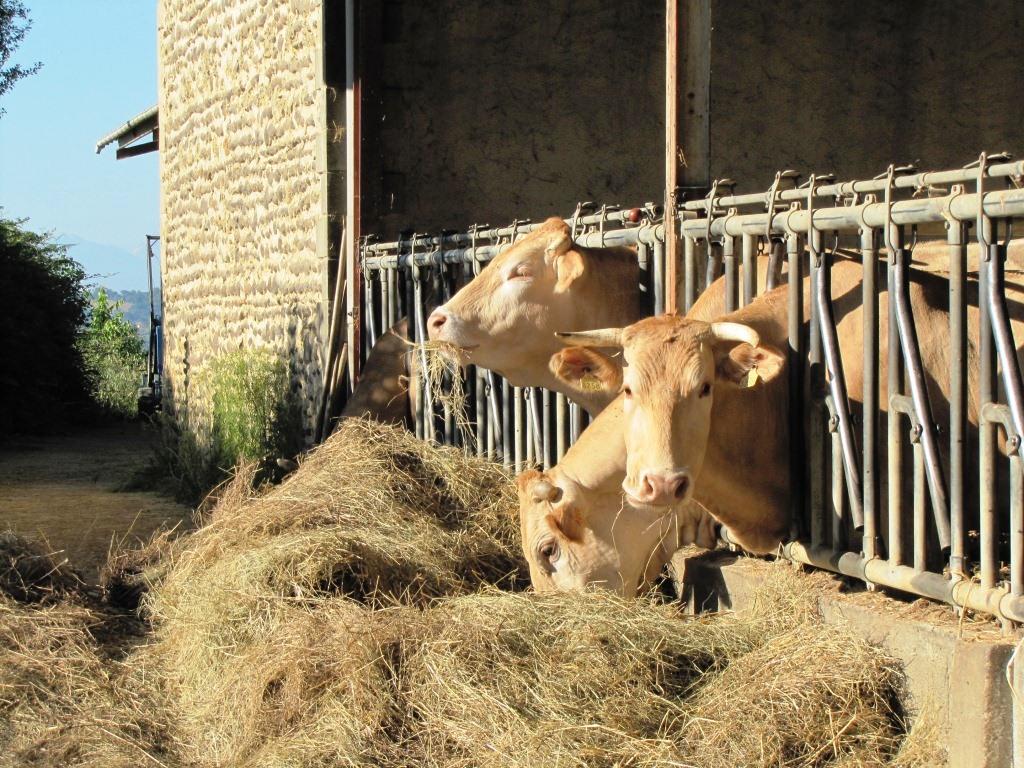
[516,466,715,597]
[557,315,785,519]
[426,217,636,395]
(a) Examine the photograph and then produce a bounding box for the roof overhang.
[95,104,159,159]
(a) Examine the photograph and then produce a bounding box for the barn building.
[144,1,1024,764]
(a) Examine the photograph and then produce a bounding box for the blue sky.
[0,1,159,288]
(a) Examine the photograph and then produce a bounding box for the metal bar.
[893,246,951,549]
[987,238,1024,450]
[787,231,805,540]
[501,378,512,468]
[682,159,1024,213]
[653,239,666,316]
[513,386,524,473]
[913,441,927,572]
[887,229,905,567]
[861,226,879,561]
[808,225,826,548]
[979,244,998,590]
[723,232,738,313]
[362,188,1024,271]
[766,238,784,291]
[947,221,968,578]
[543,389,553,469]
[684,236,697,312]
[705,241,722,293]
[814,232,865,530]
[1014,455,1024,599]
[487,371,500,459]
[556,393,568,462]
[741,233,756,306]
[782,540,1024,625]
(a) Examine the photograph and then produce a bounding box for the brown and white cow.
[516,396,717,595]
[557,259,1024,557]
[426,217,641,415]
[515,272,734,595]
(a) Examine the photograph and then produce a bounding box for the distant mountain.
[60,235,157,293]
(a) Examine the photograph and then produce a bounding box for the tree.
[0,214,92,434]
[80,288,146,417]
[0,0,41,117]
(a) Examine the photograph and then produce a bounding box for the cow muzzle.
[625,469,692,508]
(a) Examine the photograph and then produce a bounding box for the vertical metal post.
[637,242,652,317]
[1012,455,1023,598]
[741,233,756,306]
[808,225,826,548]
[914,442,927,571]
[979,221,997,590]
[570,402,582,446]
[684,236,697,313]
[502,378,512,469]
[653,239,666,315]
[474,366,486,458]
[723,232,738,313]
[543,389,554,469]
[887,227,905,567]
[948,219,968,578]
[787,230,805,539]
[556,393,568,462]
[513,386,524,473]
[861,226,879,562]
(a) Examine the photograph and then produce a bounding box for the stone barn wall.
[157,0,328,442]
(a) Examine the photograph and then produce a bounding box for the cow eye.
[538,540,560,565]
[621,384,633,398]
[699,382,712,397]
[509,264,533,281]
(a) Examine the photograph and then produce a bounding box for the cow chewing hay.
[414,339,476,445]
[0,420,943,767]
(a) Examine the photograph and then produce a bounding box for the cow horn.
[531,480,563,504]
[709,322,760,347]
[555,328,624,347]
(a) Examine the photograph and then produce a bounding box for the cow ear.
[549,346,622,394]
[547,502,585,542]
[544,232,586,293]
[715,343,786,388]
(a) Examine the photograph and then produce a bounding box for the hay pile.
[0,420,945,767]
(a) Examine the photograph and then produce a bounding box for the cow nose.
[427,308,447,339]
[635,470,691,506]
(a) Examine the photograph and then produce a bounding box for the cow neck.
[572,246,642,330]
[558,397,626,492]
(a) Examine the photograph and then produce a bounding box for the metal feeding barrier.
[359,155,1024,626]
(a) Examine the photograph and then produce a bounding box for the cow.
[516,397,717,595]
[556,259,1024,560]
[515,271,735,595]
[426,217,642,415]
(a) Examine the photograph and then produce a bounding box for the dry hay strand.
[0,532,86,604]
[887,703,947,768]
[0,595,174,767]
[414,340,475,447]
[385,589,741,767]
[100,526,184,614]
[133,597,387,767]
[128,418,525,764]
[148,418,523,625]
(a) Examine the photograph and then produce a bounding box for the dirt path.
[0,421,192,584]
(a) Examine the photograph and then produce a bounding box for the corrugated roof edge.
[95,104,159,154]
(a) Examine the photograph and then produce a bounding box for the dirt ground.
[0,421,193,584]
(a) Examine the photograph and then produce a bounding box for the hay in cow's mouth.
[414,339,476,447]
[1,420,941,767]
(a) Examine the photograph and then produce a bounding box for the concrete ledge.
[672,550,1022,768]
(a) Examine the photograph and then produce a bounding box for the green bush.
[206,350,304,469]
[129,351,305,506]
[0,214,92,434]
[79,287,145,418]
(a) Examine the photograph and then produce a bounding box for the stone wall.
[157,0,328,441]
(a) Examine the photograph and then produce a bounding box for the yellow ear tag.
[743,367,759,388]
[580,372,602,391]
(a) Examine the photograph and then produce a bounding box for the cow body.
[561,259,1024,557]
